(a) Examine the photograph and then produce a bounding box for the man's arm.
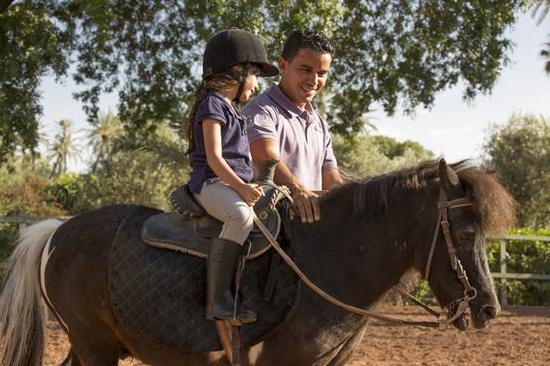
[250,138,320,223]
[322,168,343,190]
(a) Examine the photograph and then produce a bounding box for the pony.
[0,159,515,366]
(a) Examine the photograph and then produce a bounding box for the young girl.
[186,29,278,324]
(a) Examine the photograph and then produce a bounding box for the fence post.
[17,222,28,238]
[499,239,508,307]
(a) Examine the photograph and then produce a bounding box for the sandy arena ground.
[43,306,549,366]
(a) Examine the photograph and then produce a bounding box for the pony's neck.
[291,184,437,309]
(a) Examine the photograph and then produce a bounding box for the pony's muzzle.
[480,304,500,321]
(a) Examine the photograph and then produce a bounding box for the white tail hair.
[0,219,63,366]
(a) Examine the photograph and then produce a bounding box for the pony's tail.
[0,219,63,366]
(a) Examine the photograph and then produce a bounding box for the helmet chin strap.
[233,76,246,103]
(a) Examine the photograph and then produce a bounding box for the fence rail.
[488,234,550,306]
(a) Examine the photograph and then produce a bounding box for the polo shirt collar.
[208,90,241,119]
[266,84,314,119]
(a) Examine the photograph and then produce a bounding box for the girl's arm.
[202,119,263,205]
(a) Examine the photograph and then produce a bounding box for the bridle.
[417,187,477,325]
[252,184,478,328]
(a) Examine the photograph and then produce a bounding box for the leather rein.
[252,186,477,328]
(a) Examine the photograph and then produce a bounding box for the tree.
[0,0,74,164]
[530,0,550,74]
[56,121,189,213]
[541,36,550,74]
[0,0,530,161]
[482,113,550,229]
[531,0,550,24]
[47,119,80,178]
[0,153,67,217]
[333,133,434,179]
[85,110,122,171]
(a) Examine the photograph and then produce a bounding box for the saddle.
[126,161,297,364]
[109,205,301,355]
[141,182,290,259]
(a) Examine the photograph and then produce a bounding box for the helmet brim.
[259,63,279,77]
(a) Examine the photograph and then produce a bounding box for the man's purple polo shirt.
[244,84,338,191]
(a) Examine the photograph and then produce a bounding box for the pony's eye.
[458,228,476,245]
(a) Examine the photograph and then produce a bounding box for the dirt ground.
[44,306,549,366]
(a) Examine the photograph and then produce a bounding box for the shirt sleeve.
[244,103,278,144]
[195,95,227,126]
[321,118,338,171]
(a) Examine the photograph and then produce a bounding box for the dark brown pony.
[0,159,515,366]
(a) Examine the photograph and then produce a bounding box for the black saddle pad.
[110,207,300,352]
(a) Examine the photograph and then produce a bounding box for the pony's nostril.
[482,305,498,320]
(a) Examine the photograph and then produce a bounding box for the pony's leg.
[60,348,82,366]
[67,334,119,366]
[325,326,367,366]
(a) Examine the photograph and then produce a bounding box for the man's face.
[278,48,332,109]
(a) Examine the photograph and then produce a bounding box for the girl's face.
[238,68,260,102]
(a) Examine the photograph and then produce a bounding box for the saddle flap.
[141,212,274,259]
[141,213,219,257]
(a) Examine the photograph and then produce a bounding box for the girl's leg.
[193,182,256,323]
[193,181,254,244]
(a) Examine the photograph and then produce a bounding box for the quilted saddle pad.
[109,206,300,351]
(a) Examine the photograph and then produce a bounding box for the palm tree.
[48,119,81,178]
[531,1,550,75]
[531,0,550,24]
[541,36,550,75]
[85,110,122,171]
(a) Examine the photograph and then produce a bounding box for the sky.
[39,12,550,171]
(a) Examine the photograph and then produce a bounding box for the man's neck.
[277,82,307,110]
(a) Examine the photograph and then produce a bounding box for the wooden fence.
[1,217,549,306]
[489,234,550,306]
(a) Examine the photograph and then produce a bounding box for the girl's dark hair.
[185,63,259,155]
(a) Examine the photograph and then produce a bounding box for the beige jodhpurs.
[193,181,254,245]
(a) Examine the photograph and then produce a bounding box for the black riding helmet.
[202,29,279,79]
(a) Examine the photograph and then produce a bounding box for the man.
[245,29,343,223]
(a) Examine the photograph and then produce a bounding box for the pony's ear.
[438,158,461,193]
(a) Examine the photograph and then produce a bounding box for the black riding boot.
[206,238,256,324]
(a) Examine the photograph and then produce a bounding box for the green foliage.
[0,154,67,217]
[540,35,550,75]
[410,228,550,306]
[47,119,81,178]
[0,0,529,161]
[333,133,434,178]
[0,153,68,271]
[52,122,190,213]
[0,0,74,164]
[0,223,17,276]
[487,228,550,305]
[482,113,550,229]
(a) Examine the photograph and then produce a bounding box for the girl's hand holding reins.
[237,183,264,206]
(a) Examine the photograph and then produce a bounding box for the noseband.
[253,185,478,328]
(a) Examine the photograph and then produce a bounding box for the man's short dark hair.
[282,29,334,61]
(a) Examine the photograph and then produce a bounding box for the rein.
[253,187,477,328]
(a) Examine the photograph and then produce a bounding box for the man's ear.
[278,58,287,74]
[437,158,461,194]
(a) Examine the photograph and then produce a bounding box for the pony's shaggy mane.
[322,159,515,234]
